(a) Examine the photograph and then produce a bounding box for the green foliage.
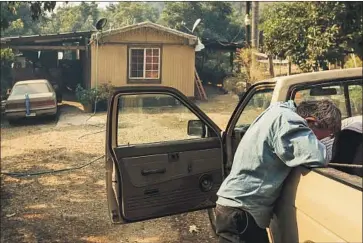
[105,2,159,28]
[97,83,115,101]
[160,2,245,85]
[0,48,15,64]
[261,2,363,72]
[160,2,244,42]
[75,84,98,106]
[0,48,15,98]
[1,1,55,31]
[75,83,115,107]
[40,2,100,33]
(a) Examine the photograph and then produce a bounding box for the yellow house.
[90,22,198,97]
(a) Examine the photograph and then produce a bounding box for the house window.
[129,48,161,81]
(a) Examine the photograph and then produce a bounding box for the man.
[215,99,341,243]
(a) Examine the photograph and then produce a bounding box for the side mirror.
[187,120,206,137]
[6,89,11,96]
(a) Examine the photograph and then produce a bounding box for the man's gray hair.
[296,99,342,134]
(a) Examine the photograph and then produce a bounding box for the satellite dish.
[195,38,205,52]
[192,19,201,33]
[95,18,108,31]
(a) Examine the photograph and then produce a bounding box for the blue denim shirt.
[216,100,328,228]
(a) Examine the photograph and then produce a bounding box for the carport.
[0,31,93,92]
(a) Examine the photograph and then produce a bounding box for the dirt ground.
[0,88,240,243]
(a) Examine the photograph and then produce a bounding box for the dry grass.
[0,91,242,243]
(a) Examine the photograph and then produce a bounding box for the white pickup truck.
[105,67,362,243]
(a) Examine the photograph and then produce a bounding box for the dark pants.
[215,204,269,243]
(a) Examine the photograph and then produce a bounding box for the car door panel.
[106,86,224,223]
[271,166,362,243]
[114,141,223,222]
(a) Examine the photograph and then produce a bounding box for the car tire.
[49,107,59,122]
[207,208,217,236]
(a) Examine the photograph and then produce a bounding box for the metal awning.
[1,31,93,51]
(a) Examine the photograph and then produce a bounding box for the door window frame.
[223,82,276,173]
[287,77,363,191]
[108,86,223,150]
[288,77,362,119]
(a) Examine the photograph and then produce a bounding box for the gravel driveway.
[0,92,239,243]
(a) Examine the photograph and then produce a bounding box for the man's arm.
[273,117,329,167]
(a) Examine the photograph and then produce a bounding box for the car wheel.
[49,108,59,121]
[207,208,217,235]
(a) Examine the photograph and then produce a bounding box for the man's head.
[296,100,342,140]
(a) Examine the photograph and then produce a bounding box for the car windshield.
[11,83,51,96]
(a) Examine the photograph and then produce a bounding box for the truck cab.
[105,67,362,242]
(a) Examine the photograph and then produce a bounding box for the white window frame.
[128,47,161,80]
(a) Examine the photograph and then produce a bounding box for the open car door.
[105,83,276,224]
[105,86,225,223]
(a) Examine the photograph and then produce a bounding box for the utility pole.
[251,1,259,49]
[245,1,251,47]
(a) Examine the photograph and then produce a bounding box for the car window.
[12,83,51,96]
[117,93,207,146]
[235,89,274,127]
[348,84,362,117]
[293,80,362,119]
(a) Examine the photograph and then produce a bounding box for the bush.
[344,55,362,68]
[75,84,98,106]
[75,83,115,112]
[223,73,248,96]
[223,48,272,96]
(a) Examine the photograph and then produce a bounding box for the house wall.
[90,28,195,97]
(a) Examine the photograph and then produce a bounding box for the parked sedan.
[5,79,58,123]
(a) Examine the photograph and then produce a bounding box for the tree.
[261,2,363,72]
[160,2,244,42]
[1,1,56,30]
[40,2,100,34]
[105,2,159,29]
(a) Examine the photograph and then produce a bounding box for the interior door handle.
[141,168,166,176]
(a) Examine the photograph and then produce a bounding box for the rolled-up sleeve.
[273,117,328,168]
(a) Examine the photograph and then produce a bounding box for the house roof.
[99,22,198,43]
[1,22,242,51]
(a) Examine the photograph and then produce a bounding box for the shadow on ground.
[1,149,218,243]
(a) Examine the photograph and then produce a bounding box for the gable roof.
[99,22,198,44]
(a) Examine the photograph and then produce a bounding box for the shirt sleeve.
[273,116,329,168]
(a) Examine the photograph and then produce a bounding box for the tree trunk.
[268,55,275,77]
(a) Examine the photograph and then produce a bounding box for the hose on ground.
[0,155,105,178]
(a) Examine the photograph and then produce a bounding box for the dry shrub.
[344,55,362,68]
[223,48,271,95]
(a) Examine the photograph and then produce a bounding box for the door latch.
[168,152,179,162]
